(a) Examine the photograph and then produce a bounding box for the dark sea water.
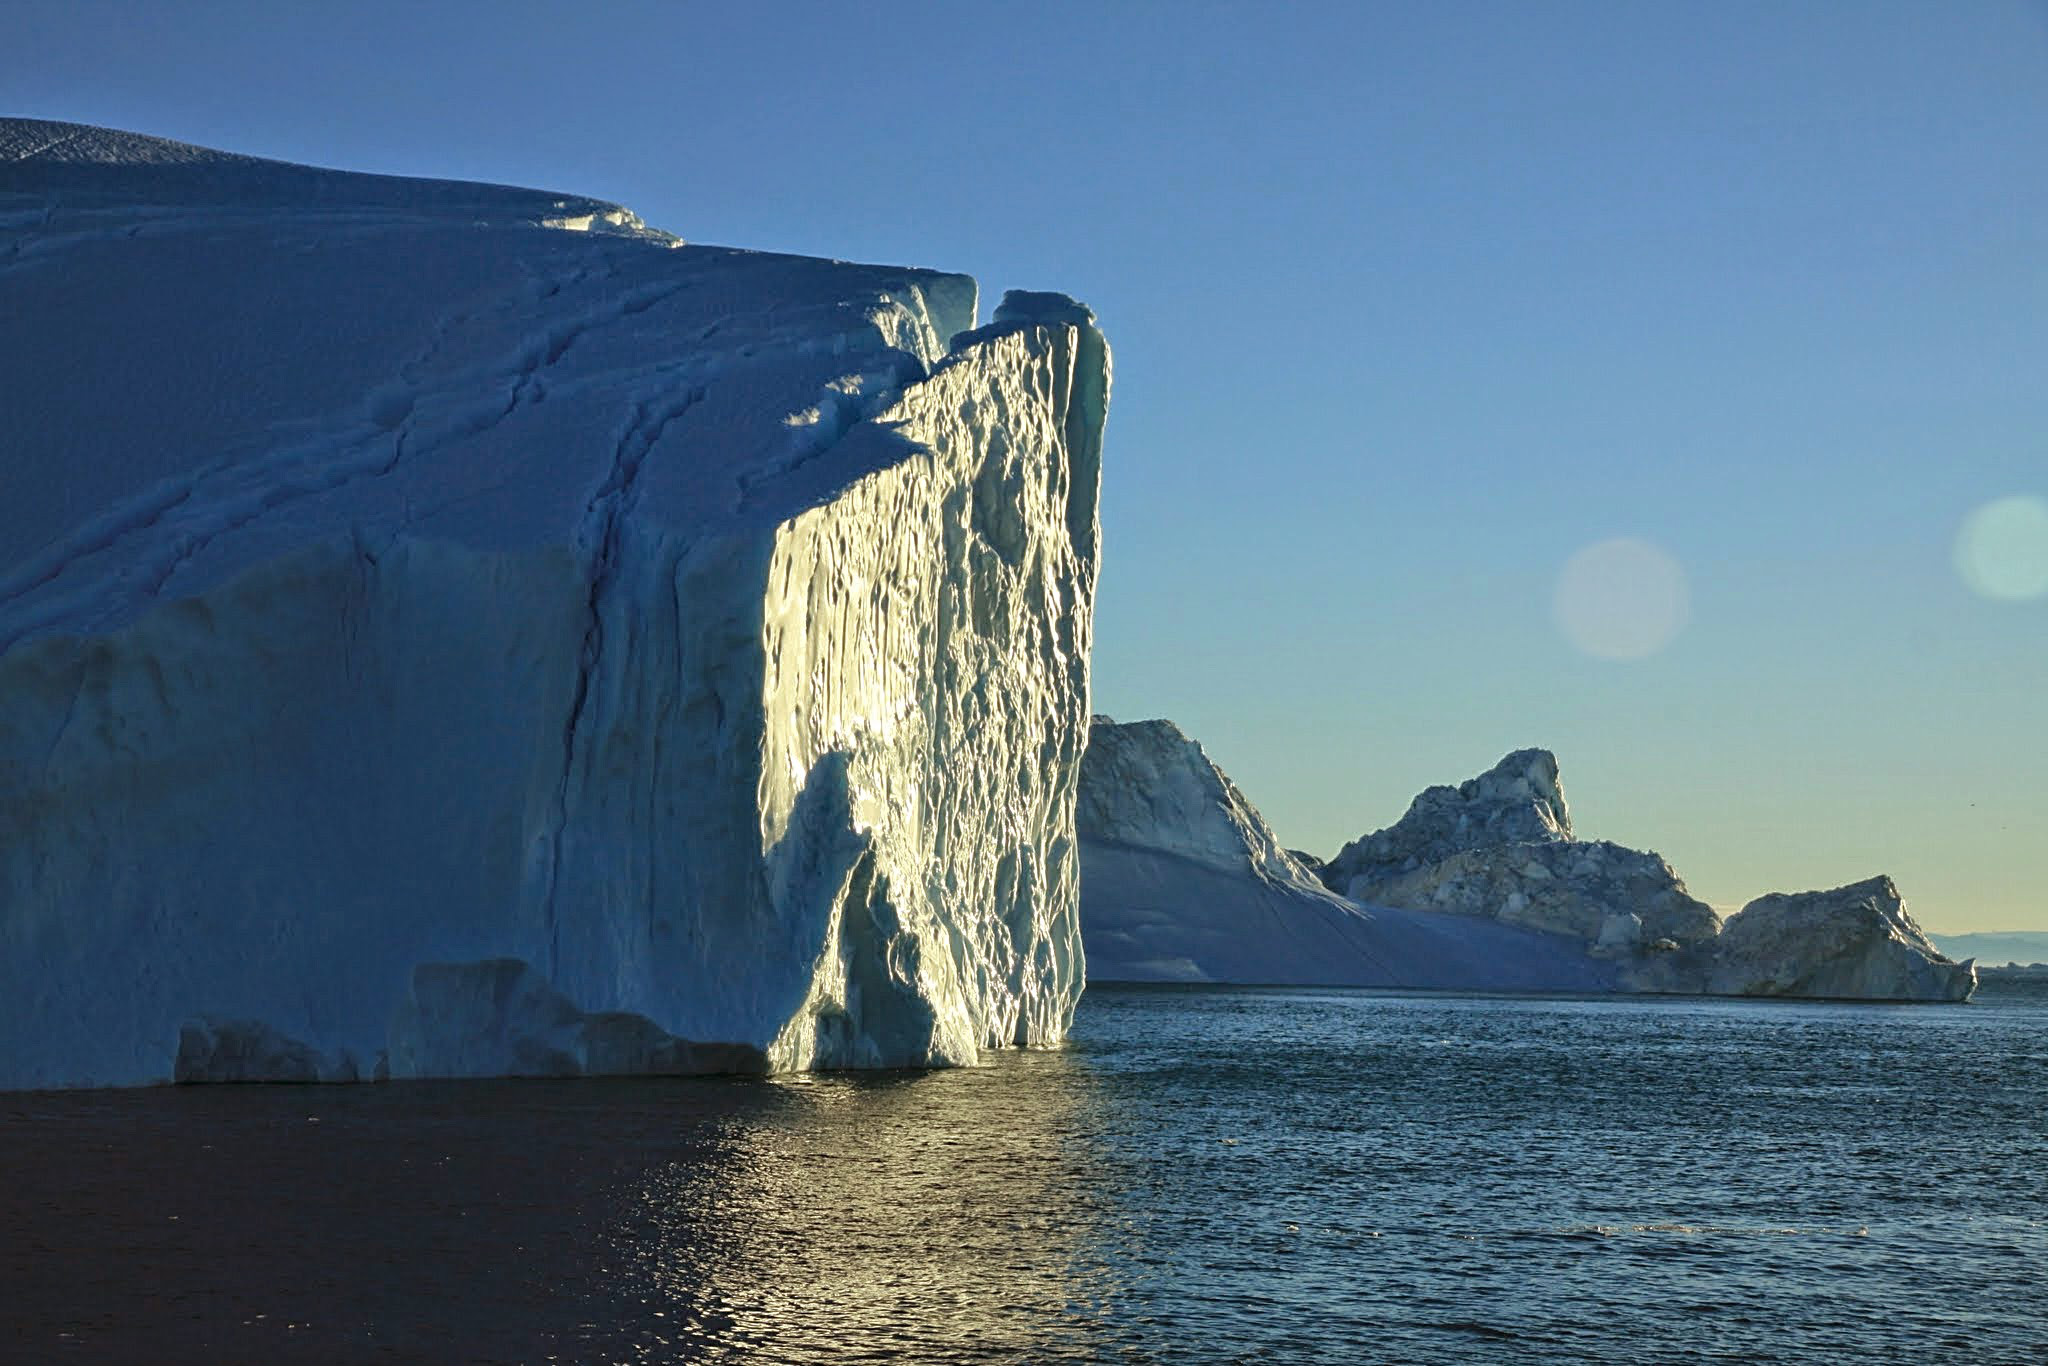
[6,980,2046,1365]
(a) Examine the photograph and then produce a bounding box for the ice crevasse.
[0,118,1110,1088]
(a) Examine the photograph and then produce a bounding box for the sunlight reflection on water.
[600,1056,1138,1362]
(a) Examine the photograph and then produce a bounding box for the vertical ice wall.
[0,119,1107,1087]
[758,318,1106,1067]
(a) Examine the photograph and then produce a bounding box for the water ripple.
[4,980,2046,1363]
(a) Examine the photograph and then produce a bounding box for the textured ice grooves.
[538,383,705,974]
[0,273,694,652]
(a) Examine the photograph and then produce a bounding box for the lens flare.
[1552,537,1690,661]
[1954,495,2048,602]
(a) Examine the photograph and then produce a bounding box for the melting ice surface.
[5,981,2045,1363]
[0,118,1109,1087]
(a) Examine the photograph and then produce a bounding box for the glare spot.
[1954,495,2048,602]
[1552,537,1690,661]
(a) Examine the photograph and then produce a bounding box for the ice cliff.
[0,119,1109,1088]
[1076,719,1613,990]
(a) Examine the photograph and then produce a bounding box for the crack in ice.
[536,382,706,977]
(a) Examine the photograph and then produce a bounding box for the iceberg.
[1320,748,1721,956]
[1077,718,1615,990]
[0,119,1109,1088]
[1084,722,1974,1003]
[1323,746,1573,884]
[1317,749,1972,1001]
[1709,878,1976,1002]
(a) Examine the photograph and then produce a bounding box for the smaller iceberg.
[1076,718,1615,991]
[1081,723,1975,1003]
[1319,747,1720,955]
[1709,878,1975,1002]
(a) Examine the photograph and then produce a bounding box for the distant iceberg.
[1318,747,1720,976]
[1709,878,1975,1002]
[1082,719,1973,1002]
[0,119,1109,1088]
[1316,747,1971,1001]
[1077,718,1615,991]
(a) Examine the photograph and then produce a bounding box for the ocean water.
[6,980,2045,1365]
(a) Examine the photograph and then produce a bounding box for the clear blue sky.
[6,1,2044,931]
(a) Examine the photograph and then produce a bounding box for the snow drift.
[0,119,1109,1088]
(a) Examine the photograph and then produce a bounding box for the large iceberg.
[1077,718,1614,990]
[0,119,1109,1088]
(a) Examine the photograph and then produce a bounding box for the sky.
[5,1,2044,932]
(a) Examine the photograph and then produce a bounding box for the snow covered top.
[1077,716,1323,888]
[1324,747,1571,885]
[0,117,652,231]
[992,291,1095,327]
[948,289,1095,352]
[0,118,1002,651]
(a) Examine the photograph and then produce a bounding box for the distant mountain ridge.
[1931,932,2048,967]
